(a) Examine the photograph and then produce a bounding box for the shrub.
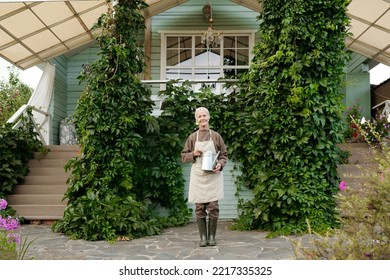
[0,110,44,197]
[0,67,32,125]
[359,113,390,143]
[290,119,390,259]
[343,101,363,141]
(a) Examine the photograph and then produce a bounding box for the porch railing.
[372,100,390,118]
[140,78,239,84]
[6,79,238,144]
[7,104,50,145]
[141,78,239,115]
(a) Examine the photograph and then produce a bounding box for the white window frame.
[159,30,256,92]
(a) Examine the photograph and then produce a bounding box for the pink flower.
[0,198,7,210]
[0,216,20,231]
[7,232,21,243]
[339,181,347,191]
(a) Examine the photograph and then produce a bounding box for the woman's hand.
[193,149,202,158]
[213,162,222,173]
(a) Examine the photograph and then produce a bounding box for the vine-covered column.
[53,0,168,241]
[230,0,351,234]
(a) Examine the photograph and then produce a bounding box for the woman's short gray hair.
[195,107,210,119]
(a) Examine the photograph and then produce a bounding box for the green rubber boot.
[208,219,217,246]
[197,218,207,247]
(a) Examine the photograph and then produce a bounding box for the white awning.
[346,0,390,66]
[0,1,110,69]
[1,0,390,70]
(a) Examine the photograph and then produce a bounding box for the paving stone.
[19,221,313,260]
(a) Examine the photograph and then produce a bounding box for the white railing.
[140,79,239,84]
[5,79,238,144]
[7,104,50,145]
[372,100,390,119]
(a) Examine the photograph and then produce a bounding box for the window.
[160,31,255,93]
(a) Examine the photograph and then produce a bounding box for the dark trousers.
[195,201,219,219]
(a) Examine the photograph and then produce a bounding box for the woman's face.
[196,110,209,130]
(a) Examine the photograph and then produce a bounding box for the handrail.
[372,99,390,109]
[7,104,50,145]
[140,79,239,84]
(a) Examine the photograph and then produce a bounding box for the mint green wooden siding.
[48,47,99,144]
[49,56,68,144]
[66,46,100,116]
[345,73,371,120]
[345,53,371,120]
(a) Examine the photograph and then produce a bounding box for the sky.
[1,57,390,90]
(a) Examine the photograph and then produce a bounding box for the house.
[1,0,389,220]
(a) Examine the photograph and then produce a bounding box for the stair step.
[8,145,77,221]
[28,167,69,176]
[34,151,79,159]
[23,175,69,185]
[28,159,69,168]
[338,143,370,149]
[346,153,376,164]
[12,184,69,195]
[337,164,379,178]
[6,194,67,205]
[338,178,367,189]
[339,144,377,164]
[45,145,80,152]
[11,205,66,220]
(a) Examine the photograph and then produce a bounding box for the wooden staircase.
[337,142,379,188]
[6,145,79,222]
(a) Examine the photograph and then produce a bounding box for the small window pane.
[179,36,192,49]
[224,36,236,48]
[195,36,204,49]
[237,36,249,48]
[237,49,249,65]
[195,68,221,80]
[195,49,206,66]
[167,37,178,48]
[179,49,192,64]
[167,49,179,66]
[166,68,192,80]
[223,49,236,65]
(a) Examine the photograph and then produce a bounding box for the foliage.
[359,113,390,143]
[343,100,363,141]
[0,110,44,198]
[0,67,33,124]
[227,0,351,235]
[0,198,37,260]
[52,0,191,241]
[290,120,390,259]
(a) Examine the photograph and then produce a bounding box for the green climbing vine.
[227,0,351,235]
[52,0,191,241]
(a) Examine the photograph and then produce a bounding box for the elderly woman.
[181,107,228,247]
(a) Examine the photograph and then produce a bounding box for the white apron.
[188,130,224,203]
